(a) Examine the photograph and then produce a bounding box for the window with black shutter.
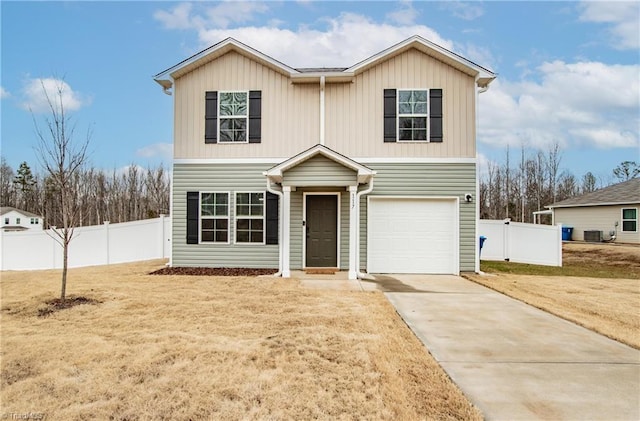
[265,191,279,245]
[204,90,261,144]
[384,88,443,143]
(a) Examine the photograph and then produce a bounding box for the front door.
[305,195,338,267]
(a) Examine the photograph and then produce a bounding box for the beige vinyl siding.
[554,205,640,244]
[174,48,476,160]
[282,155,357,187]
[359,162,477,272]
[325,49,476,158]
[172,163,279,267]
[174,51,319,159]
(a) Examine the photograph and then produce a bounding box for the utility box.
[584,230,603,242]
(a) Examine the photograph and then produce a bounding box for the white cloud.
[21,78,85,113]
[579,1,640,49]
[136,143,173,160]
[386,1,419,25]
[0,86,9,99]
[441,1,484,21]
[478,61,640,151]
[154,1,269,31]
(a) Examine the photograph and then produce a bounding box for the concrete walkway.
[373,275,640,421]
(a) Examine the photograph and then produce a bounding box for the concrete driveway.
[367,274,640,421]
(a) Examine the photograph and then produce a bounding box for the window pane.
[622,209,637,219]
[251,231,263,243]
[237,219,249,229]
[201,193,215,205]
[413,102,427,114]
[237,205,250,216]
[622,221,637,232]
[414,129,427,140]
[216,193,228,205]
[399,117,414,129]
[414,117,427,129]
[413,90,427,102]
[237,193,249,205]
[250,205,263,216]
[220,130,232,142]
[216,231,228,242]
[202,219,214,229]
[201,231,214,242]
[398,90,411,102]
[399,103,412,114]
[236,231,249,242]
[216,219,228,230]
[250,192,263,204]
[399,129,412,140]
[252,219,264,230]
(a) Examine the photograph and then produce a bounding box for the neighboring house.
[547,178,640,244]
[154,36,496,278]
[1,207,44,231]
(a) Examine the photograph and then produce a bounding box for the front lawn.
[1,260,481,420]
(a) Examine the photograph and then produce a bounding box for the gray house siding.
[172,163,279,268]
[173,161,476,272]
[359,162,477,272]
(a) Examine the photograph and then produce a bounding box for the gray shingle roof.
[0,206,43,218]
[548,178,640,208]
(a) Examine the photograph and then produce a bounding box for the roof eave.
[547,201,640,209]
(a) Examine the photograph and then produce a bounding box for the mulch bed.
[38,296,102,318]
[150,267,278,277]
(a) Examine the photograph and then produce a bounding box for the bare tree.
[613,161,640,181]
[32,78,91,302]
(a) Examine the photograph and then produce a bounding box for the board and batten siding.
[173,48,476,161]
[325,48,476,158]
[358,162,477,272]
[173,51,319,159]
[554,205,640,244]
[172,163,279,268]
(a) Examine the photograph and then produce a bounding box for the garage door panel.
[368,198,458,274]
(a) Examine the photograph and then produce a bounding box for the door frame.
[302,192,341,269]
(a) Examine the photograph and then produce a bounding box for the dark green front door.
[306,195,338,267]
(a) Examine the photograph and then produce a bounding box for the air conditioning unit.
[584,230,603,242]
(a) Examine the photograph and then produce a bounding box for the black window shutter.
[383,89,397,143]
[265,191,279,245]
[186,192,199,244]
[248,90,262,143]
[205,91,218,144]
[430,89,443,143]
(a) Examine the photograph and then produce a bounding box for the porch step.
[305,267,339,275]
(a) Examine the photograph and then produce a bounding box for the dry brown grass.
[466,243,640,349]
[1,260,481,420]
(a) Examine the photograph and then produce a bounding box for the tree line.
[1,158,170,228]
[479,143,638,223]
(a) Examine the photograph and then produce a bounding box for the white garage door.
[367,197,458,274]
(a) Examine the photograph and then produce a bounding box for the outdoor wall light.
[465,193,473,203]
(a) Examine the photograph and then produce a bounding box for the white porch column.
[282,186,292,278]
[348,185,358,280]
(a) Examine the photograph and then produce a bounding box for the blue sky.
[1,1,639,185]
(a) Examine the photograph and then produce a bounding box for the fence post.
[503,218,510,261]
[104,221,110,265]
[159,214,165,258]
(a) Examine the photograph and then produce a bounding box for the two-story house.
[154,35,495,279]
[1,207,44,231]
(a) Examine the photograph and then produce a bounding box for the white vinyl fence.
[479,219,562,267]
[0,216,171,271]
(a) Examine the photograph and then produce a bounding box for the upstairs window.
[622,208,637,232]
[205,91,261,144]
[219,92,248,143]
[398,90,428,141]
[4,218,8,224]
[16,218,20,224]
[384,88,442,143]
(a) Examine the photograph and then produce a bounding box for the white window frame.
[397,89,429,143]
[218,90,249,144]
[234,191,265,245]
[621,207,638,232]
[199,192,230,244]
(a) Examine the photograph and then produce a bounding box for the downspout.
[475,78,490,274]
[319,76,325,146]
[265,177,283,277]
[356,178,374,279]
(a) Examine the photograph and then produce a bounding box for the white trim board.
[174,157,477,165]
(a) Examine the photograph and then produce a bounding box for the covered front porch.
[264,145,376,279]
